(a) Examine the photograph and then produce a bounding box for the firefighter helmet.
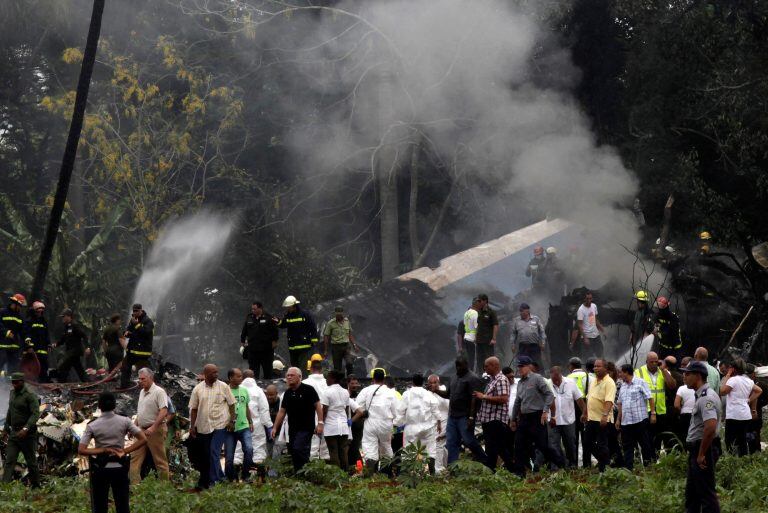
[282,295,300,307]
[635,290,649,302]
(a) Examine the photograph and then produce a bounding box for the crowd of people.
[1,279,767,513]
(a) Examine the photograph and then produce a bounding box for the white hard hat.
[272,360,285,371]
[282,295,299,307]
[546,246,557,255]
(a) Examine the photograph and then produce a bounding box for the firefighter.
[525,245,546,289]
[24,301,51,382]
[0,294,27,376]
[653,296,683,362]
[628,291,654,351]
[56,309,90,382]
[277,295,318,375]
[120,303,154,388]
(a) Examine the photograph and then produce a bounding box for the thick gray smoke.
[132,212,235,317]
[271,0,640,284]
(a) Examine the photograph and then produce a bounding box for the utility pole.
[31,0,106,300]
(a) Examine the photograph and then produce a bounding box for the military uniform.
[241,312,279,379]
[278,307,318,373]
[685,383,721,513]
[323,317,354,376]
[2,376,40,487]
[0,305,24,374]
[58,321,89,382]
[25,314,50,382]
[120,312,154,388]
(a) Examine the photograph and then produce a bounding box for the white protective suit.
[234,378,273,464]
[395,386,439,458]
[356,383,397,461]
[433,387,450,471]
[303,373,330,460]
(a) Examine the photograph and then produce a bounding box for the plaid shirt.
[617,377,652,425]
[477,372,510,423]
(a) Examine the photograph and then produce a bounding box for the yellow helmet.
[635,290,649,301]
[370,367,387,378]
[700,231,712,241]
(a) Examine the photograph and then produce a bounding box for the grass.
[1,451,768,513]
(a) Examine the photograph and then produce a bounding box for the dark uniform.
[120,312,154,388]
[25,314,51,382]
[241,312,279,379]
[474,306,498,375]
[102,324,124,371]
[0,304,25,374]
[525,255,546,289]
[278,307,318,373]
[57,320,89,382]
[2,374,40,487]
[653,308,682,361]
[685,383,722,513]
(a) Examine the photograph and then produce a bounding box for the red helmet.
[533,245,544,256]
[10,293,27,307]
[656,296,669,309]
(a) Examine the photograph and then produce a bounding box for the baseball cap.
[680,361,709,377]
[519,302,530,311]
[517,355,533,367]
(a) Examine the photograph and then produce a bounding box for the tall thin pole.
[31,0,106,300]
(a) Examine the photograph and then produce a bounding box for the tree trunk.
[31,0,105,301]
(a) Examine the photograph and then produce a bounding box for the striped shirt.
[617,377,652,425]
[188,379,236,434]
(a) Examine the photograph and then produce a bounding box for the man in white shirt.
[396,374,440,474]
[351,368,397,475]
[428,374,450,473]
[323,370,357,470]
[234,370,273,481]
[574,291,605,359]
[130,368,169,484]
[547,366,585,469]
[304,359,330,460]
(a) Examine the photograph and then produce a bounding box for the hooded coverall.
[356,384,398,463]
[234,378,273,465]
[396,386,439,458]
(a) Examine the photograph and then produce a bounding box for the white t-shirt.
[550,377,583,425]
[675,385,696,414]
[577,303,600,339]
[724,375,755,421]
[323,384,355,437]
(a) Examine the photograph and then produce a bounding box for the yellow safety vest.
[634,365,666,415]
[463,309,477,338]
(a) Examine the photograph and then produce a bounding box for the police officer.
[680,360,721,512]
[322,305,358,376]
[277,295,318,375]
[120,303,154,388]
[56,309,90,382]
[2,372,40,487]
[0,293,26,375]
[25,301,51,382]
[78,392,147,513]
[241,301,279,379]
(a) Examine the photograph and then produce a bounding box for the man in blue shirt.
[616,363,655,470]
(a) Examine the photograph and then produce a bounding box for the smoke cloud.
[132,211,235,317]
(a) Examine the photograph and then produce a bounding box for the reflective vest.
[0,308,24,350]
[635,365,666,415]
[463,309,477,341]
[279,308,318,351]
[567,370,593,397]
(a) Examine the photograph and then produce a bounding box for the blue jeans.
[225,428,253,481]
[209,428,228,484]
[446,416,487,465]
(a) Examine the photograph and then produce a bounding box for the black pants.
[517,344,541,365]
[331,343,354,376]
[90,463,130,513]
[685,441,720,513]
[678,413,692,448]
[289,348,311,376]
[36,353,50,383]
[58,350,87,382]
[724,419,750,457]
[482,420,514,472]
[650,413,673,452]
[574,405,590,467]
[325,435,349,471]
[288,430,313,473]
[0,348,21,374]
[192,432,213,489]
[2,433,40,486]
[620,419,654,470]
[348,418,364,467]
[105,347,123,372]
[513,413,563,476]
[120,355,151,388]
[248,349,274,379]
[584,421,610,471]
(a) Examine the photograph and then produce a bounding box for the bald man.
[694,347,721,393]
[189,364,236,489]
[634,352,677,453]
[473,357,514,472]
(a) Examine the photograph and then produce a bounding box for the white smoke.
[132,212,235,317]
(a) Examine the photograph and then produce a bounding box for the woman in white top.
[323,370,357,470]
[674,382,696,444]
[720,359,763,456]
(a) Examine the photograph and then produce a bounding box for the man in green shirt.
[224,368,254,482]
[323,306,358,376]
[2,372,40,487]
